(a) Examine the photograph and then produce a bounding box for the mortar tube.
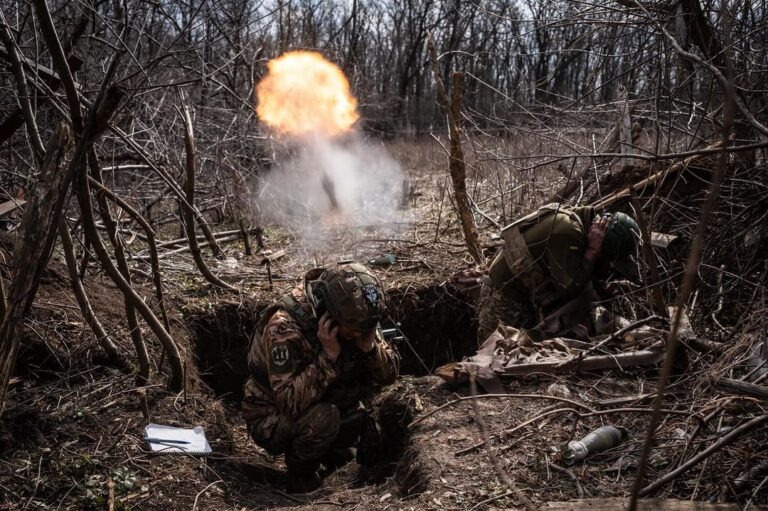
[321,171,339,210]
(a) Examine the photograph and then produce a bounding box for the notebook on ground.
[143,423,213,455]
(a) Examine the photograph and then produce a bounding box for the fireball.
[256,51,358,138]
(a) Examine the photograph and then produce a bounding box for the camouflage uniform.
[477,205,599,342]
[242,287,399,474]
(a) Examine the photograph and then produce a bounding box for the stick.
[630,192,666,317]
[550,462,585,498]
[469,377,535,511]
[715,378,768,402]
[639,414,768,496]
[410,393,595,428]
[563,315,664,365]
[628,57,737,510]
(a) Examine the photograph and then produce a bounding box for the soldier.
[477,204,640,342]
[242,263,400,493]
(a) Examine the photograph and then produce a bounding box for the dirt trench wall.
[386,283,478,374]
[186,300,266,402]
[186,282,479,401]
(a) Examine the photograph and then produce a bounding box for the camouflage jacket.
[243,287,400,421]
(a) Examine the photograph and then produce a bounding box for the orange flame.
[256,51,358,138]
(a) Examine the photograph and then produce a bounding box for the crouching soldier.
[477,204,640,342]
[242,263,400,493]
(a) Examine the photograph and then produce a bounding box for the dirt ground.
[1,140,766,510]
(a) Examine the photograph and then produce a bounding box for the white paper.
[143,423,212,455]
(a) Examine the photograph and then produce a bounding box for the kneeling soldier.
[477,204,640,342]
[242,263,400,492]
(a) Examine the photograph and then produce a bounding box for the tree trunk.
[0,124,73,411]
[427,34,483,266]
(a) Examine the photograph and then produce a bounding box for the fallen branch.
[557,316,664,371]
[591,140,725,210]
[639,414,768,496]
[715,378,768,402]
[410,393,595,428]
[469,377,535,511]
[504,345,664,377]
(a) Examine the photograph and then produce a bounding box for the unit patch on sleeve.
[269,343,295,374]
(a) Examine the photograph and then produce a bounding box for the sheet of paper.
[143,423,212,455]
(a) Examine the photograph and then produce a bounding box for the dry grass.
[1,130,767,510]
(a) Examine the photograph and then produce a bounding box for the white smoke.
[256,135,408,244]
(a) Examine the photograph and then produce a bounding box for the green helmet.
[306,263,386,331]
[601,212,640,278]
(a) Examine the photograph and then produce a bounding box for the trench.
[187,282,478,402]
[186,282,477,494]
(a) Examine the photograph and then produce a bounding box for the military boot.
[286,467,321,494]
[285,457,322,494]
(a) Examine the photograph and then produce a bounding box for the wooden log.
[0,199,26,218]
[500,346,664,377]
[591,140,725,210]
[260,249,286,264]
[715,378,768,401]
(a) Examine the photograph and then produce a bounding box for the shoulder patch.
[269,343,294,374]
[362,283,379,304]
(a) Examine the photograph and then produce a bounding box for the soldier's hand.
[318,312,341,362]
[586,214,610,261]
[354,330,376,354]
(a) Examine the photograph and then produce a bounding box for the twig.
[469,377,535,511]
[191,480,222,511]
[468,491,515,511]
[107,477,115,511]
[639,414,768,496]
[549,462,585,498]
[573,315,663,361]
[628,59,736,509]
[410,393,596,428]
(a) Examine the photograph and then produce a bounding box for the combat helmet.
[306,263,386,331]
[601,212,640,278]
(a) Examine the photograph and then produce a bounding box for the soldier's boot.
[355,411,383,467]
[285,458,322,494]
[285,402,341,493]
[319,404,363,474]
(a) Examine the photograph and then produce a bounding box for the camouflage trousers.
[476,278,537,344]
[244,390,363,473]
